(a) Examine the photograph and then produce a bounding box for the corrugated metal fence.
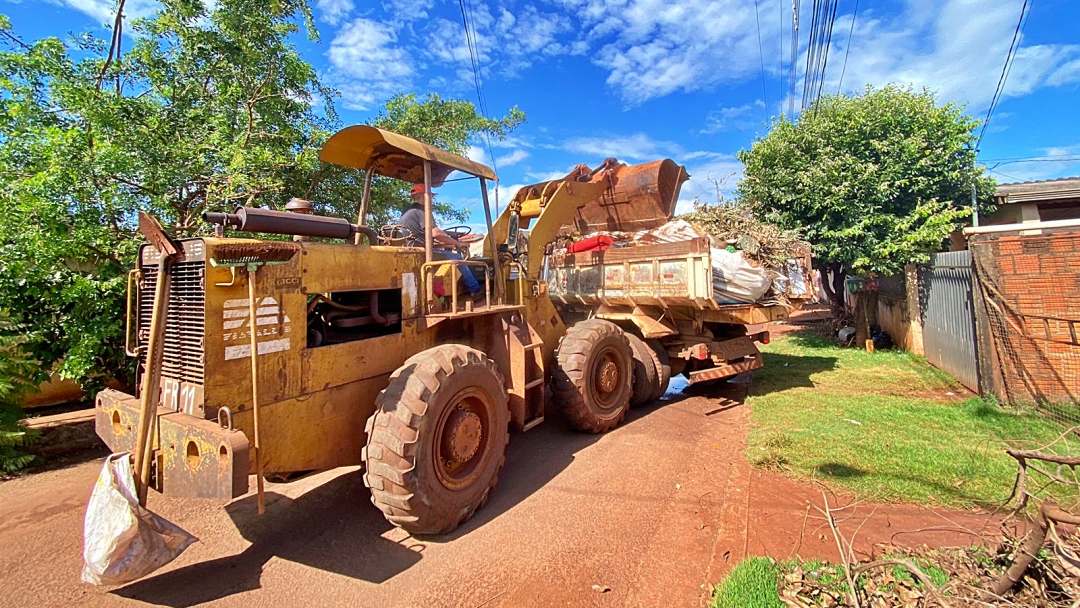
[918,251,980,391]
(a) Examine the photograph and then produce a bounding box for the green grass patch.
[711,557,782,608]
[747,331,1078,508]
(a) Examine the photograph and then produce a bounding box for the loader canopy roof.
[319,125,497,187]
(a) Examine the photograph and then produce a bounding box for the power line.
[836,0,859,94]
[814,0,839,102]
[788,0,800,117]
[982,153,1080,163]
[992,156,1080,167]
[753,0,770,120]
[976,0,1031,152]
[801,0,821,108]
[778,0,785,112]
[802,0,838,110]
[457,0,501,214]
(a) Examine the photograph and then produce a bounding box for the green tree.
[0,314,40,473]
[737,85,994,308]
[0,2,524,394]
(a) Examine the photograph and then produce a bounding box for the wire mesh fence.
[970,228,1080,427]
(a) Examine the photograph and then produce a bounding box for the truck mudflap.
[94,388,250,499]
[679,332,769,384]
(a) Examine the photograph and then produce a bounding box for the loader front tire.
[362,344,509,535]
[553,319,632,433]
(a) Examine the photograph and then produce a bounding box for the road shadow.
[114,471,422,606]
[115,417,608,604]
[747,352,839,395]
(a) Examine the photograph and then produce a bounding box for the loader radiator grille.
[139,260,206,385]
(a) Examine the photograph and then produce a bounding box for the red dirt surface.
[0,309,1003,607]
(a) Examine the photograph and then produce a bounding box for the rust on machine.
[561,158,689,233]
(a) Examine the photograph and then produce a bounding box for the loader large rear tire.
[362,344,509,535]
[552,319,632,433]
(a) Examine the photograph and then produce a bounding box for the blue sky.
[7,0,1080,227]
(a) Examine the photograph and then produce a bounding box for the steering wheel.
[443,225,473,241]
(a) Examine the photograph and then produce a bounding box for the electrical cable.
[788,0,800,117]
[836,0,859,94]
[976,0,1030,152]
[814,0,838,103]
[457,0,501,215]
[753,0,770,120]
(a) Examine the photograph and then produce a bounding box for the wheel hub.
[443,408,483,463]
[598,359,618,394]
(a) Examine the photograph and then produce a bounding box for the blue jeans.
[434,249,481,294]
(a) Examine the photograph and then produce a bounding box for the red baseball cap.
[411,184,428,195]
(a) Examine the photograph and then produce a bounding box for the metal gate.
[918,251,980,391]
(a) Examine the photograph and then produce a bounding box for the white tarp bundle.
[81,452,197,586]
[633,220,773,303]
[709,244,772,304]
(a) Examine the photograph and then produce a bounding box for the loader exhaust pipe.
[204,207,378,244]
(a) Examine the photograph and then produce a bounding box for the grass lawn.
[711,557,783,608]
[747,331,1077,509]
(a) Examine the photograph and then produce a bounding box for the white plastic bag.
[81,452,197,586]
[710,247,772,304]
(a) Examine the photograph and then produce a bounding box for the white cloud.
[382,0,433,23]
[558,0,767,105]
[564,133,683,161]
[326,18,412,111]
[827,0,1080,111]
[524,169,573,182]
[315,0,353,26]
[51,0,159,23]
[419,3,579,85]
[492,183,525,206]
[701,100,767,134]
[543,0,1080,113]
[466,145,487,164]
[495,149,529,167]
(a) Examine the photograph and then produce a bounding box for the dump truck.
[93,126,808,542]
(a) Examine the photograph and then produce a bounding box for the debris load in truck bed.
[678,201,808,272]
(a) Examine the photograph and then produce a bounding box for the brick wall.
[970,229,1080,410]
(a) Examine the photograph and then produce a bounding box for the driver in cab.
[400,183,482,297]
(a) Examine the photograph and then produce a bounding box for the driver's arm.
[431,226,463,249]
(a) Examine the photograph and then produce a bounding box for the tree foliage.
[737,85,995,279]
[0,314,40,473]
[0,2,524,392]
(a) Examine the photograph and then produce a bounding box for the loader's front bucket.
[573,159,689,233]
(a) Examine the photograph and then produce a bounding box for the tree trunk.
[855,290,878,348]
[821,262,847,313]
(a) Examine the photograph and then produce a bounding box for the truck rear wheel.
[363,344,509,535]
[644,339,672,401]
[627,333,659,407]
[553,319,632,432]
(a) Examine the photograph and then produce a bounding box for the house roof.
[995,177,1080,205]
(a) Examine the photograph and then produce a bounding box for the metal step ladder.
[508,316,546,431]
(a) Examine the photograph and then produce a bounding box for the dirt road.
[0,378,751,608]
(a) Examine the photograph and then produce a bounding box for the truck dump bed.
[546,237,716,308]
[544,236,810,317]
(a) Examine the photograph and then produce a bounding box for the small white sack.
[81,452,197,586]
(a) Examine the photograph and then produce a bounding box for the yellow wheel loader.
[94,125,805,537]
